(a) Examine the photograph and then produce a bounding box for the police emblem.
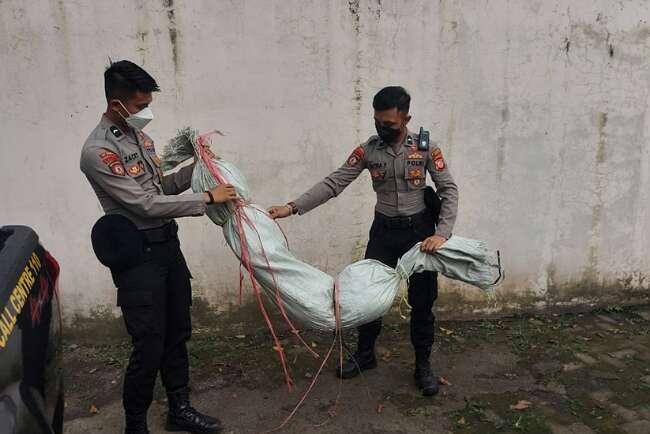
[127,161,145,177]
[346,146,365,167]
[100,150,119,165]
[370,169,385,180]
[111,163,126,176]
[432,148,446,172]
[99,150,126,176]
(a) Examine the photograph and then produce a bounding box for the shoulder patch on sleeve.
[99,149,126,176]
[346,146,365,167]
[431,147,446,172]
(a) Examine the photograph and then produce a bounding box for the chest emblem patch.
[370,169,386,180]
[127,161,146,177]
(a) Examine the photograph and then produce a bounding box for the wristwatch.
[286,202,298,215]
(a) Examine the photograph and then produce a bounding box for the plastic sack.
[163,129,502,331]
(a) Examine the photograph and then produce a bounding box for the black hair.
[372,86,410,113]
[104,60,160,102]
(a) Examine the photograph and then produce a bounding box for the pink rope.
[196,131,346,429]
[195,131,319,388]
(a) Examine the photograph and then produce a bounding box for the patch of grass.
[451,393,552,434]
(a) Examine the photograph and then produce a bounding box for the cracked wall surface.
[1,0,649,319]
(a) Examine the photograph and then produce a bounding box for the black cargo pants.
[358,211,438,361]
[111,235,192,416]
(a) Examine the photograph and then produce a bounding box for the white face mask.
[113,100,154,130]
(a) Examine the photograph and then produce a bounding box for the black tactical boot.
[124,413,149,434]
[166,387,223,434]
[414,363,439,396]
[336,349,377,379]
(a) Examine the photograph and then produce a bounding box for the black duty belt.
[375,210,429,230]
[140,220,178,243]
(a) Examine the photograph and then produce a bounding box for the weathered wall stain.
[2,1,650,320]
[348,0,362,145]
[496,27,511,183]
[162,0,179,74]
[584,111,607,287]
[563,37,571,55]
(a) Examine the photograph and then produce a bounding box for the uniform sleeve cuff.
[292,198,307,215]
[190,193,207,215]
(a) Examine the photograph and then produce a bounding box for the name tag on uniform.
[407,160,425,167]
[368,161,387,170]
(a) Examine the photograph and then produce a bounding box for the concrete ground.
[62,303,650,434]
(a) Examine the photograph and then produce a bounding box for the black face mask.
[375,122,401,143]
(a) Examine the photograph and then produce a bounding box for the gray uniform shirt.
[293,131,459,239]
[80,115,206,230]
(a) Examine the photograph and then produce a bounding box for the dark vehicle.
[0,226,64,434]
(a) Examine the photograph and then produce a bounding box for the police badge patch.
[346,146,365,167]
[432,148,446,172]
[127,161,146,177]
[111,164,126,176]
[99,150,126,176]
[370,169,386,180]
[407,168,425,188]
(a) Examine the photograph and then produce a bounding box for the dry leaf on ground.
[510,400,532,410]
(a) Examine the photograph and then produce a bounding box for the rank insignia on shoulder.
[109,126,123,138]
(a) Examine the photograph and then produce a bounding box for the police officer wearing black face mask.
[268,86,459,396]
[80,60,237,434]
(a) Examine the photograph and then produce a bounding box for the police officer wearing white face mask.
[80,60,234,434]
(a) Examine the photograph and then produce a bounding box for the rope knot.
[396,263,410,283]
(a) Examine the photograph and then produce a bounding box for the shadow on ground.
[62,301,650,434]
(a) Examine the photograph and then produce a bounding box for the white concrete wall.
[1,0,649,319]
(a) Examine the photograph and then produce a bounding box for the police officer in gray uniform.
[80,60,235,434]
[268,86,459,396]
